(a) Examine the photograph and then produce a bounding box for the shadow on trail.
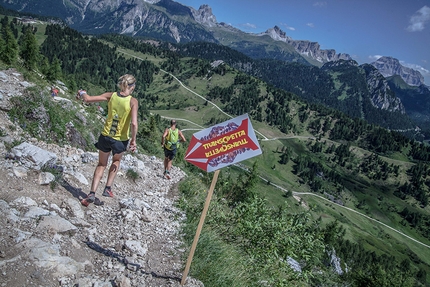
[60,178,104,205]
[59,178,86,198]
[85,241,181,282]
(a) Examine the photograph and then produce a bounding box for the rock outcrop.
[191,4,217,28]
[362,64,406,113]
[262,26,352,63]
[371,56,425,87]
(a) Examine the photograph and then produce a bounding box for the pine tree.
[19,27,39,70]
[44,56,62,81]
[0,34,4,58]
[1,24,18,65]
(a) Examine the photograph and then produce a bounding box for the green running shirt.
[165,128,179,150]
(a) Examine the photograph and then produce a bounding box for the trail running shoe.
[93,197,104,206]
[81,193,95,207]
[102,188,114,197]
[165,171,171,180]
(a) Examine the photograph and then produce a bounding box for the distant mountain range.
[1,0,425,87]
[1,0,429,136]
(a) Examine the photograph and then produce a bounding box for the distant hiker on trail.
[51,86,58,98]
[79,74,138,207]
[162,119,186,179]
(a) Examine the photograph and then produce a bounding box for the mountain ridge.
[0,0,348,65]
[174,2,425,86]
[1,0,425,87]
[372,56,425,87]
[260,25,352,63]
[1,1,429,135]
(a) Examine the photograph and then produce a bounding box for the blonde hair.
[117,74,136,91]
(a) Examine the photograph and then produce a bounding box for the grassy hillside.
[80,31,430,284]
[137,45,430,284]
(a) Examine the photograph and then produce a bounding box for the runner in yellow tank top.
[101,92,132,141]
[77,74,139,206]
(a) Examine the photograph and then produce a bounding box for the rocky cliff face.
[321,60,406,114]
[1,0,216,43]
[260,25,292,41]
[361,63,406,113]
[262,26,352,63]
[371,56,425,87]
[191,4,217,28]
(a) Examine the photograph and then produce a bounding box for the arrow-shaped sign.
[185,114,262,172]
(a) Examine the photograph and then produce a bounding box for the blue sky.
[177,0,430,85]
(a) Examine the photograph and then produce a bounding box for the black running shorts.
[95,134,129,155]
[164,146,177,160]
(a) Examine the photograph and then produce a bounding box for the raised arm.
[77,89,113,103]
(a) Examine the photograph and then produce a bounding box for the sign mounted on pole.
[181,113,262,285]
[184,113,262,172]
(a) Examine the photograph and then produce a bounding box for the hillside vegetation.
[1,13,430,286]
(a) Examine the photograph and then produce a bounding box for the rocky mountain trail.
[0,68,203,287]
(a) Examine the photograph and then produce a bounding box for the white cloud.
[368,55,384,62]
[307,23,315,28]
[280,23,295,31]
[313,2,327,7]
[407,5,430,32]
[400,61,430,76]
[239,23,257,30]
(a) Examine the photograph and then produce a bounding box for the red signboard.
[184,114,262,172]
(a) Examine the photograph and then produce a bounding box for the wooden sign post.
[181,114,262,285]
[180,169,220,285]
